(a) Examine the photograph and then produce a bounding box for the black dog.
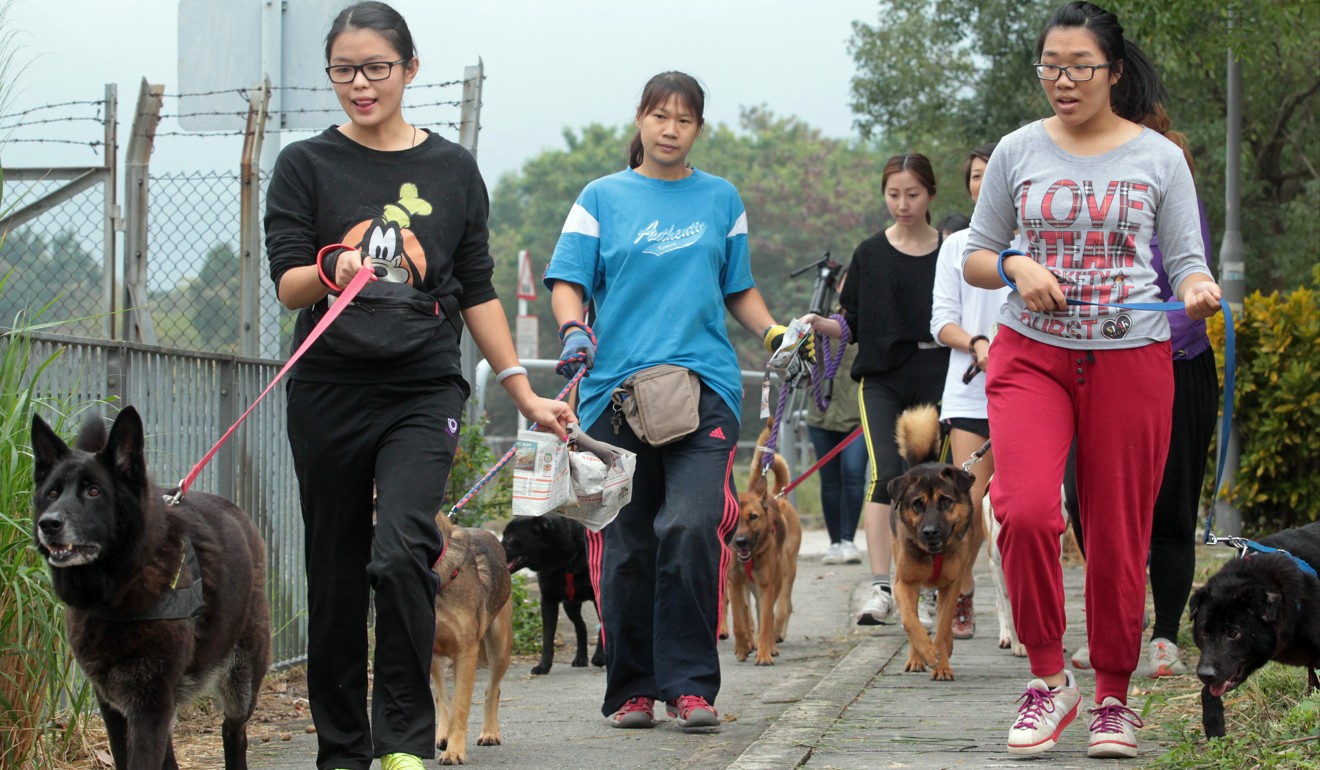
[502,514,604,674]
[31,407,271,770]
[1190,521,1320,738]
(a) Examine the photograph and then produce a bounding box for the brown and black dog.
[727,446,803,666]
[887,404,976,681]
[431,513,514,765]
[31,407,270,770]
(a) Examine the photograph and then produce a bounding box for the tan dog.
[431,513,514,765]
[727,448,803,665]
[887,404,976,681]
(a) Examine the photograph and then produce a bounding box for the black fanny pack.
[312,281,460,360]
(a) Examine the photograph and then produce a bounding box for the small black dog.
[502,514,604,674]
[1190,521,1320,738]
[32,407,270,770]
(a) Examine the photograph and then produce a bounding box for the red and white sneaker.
[1087,696,1144,758]
[665,695,720,729]
[1006,671,1081,755]
[609,697,656,728]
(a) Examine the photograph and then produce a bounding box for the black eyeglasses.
[325,60,408,84]
[1033,62,1112,82]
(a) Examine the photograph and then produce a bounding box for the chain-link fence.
[0,179,108,336]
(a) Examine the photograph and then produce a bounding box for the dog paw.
[1011,643,1027,657]
[571,656,588,667]
[477,732,502,746]
[591,653,605,667]
[439,750,467,765]
[998,636,1012,649]
[530,663,551,675]
[930,666,955,681]
[754,656,776,666]
[904,652,928,672]
[718,631,729,640]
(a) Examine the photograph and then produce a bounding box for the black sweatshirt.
[839,231,945,379]
[265,127,496,383]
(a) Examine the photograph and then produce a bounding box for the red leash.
[165,260,375,504]
[775,425,864,499]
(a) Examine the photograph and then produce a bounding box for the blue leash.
[996,249,1238,545]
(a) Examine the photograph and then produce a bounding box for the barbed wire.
[0,115,106,132]
[0,99,105,121]
[1,138,104,149]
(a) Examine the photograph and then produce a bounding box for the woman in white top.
[929,141,1021,640]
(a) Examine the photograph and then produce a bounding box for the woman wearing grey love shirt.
[961,1,1222,760]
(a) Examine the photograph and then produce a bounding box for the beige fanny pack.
[609,365,701,446]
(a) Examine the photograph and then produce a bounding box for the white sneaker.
[1070,643,1091,670]
[840,540,863,564]
[917,590,937,631]
[1147,637,1187,677]
[822,542,845,565]
[1087,696,1143,758]
[1006,671,1081,755]
[857,585,895,626]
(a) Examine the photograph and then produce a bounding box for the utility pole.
[1215,18,1245,537]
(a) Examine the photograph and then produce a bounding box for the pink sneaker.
[609,697,655,728]
[1087,696,1144,758]
[665,695,720,729]
[1006,671,1081,755]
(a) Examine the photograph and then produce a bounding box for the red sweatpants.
[987,327,1172,703]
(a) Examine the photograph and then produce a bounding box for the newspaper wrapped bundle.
[511,426,636,532]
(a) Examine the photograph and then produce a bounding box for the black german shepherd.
[31,407,270,770]
[1190,521,1320,739]
[502,513,604,674]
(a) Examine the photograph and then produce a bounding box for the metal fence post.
[457,61,484,424]
[102,83,119,339]
[239,78,271,358]
[122,79,163,345]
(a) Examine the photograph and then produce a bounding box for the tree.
[848,0,1320,290]
[186,243,240,352]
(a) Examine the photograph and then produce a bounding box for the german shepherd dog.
[1190,521,1320,739]
[727,447,803,666]
[887,404,976,681]
[31,407,270,770]
[431,512,514,765]
[502,513,604,674]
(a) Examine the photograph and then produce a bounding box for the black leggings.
[858,348,949,505]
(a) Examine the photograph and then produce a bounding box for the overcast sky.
[3,0,879,188]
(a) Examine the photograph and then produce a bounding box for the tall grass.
[0,294,104,769]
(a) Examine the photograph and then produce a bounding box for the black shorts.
[944,416,990,439]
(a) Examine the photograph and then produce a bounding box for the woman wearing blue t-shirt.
[544,71,791,732]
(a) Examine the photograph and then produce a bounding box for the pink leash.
[165,261,375,505]
[774,425,864,499]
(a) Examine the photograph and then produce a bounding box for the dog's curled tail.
[767,454,791,497]
[895,404,941,466]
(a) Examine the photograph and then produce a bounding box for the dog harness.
[88,537,204,622]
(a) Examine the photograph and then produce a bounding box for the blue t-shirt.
[544,167,755,429]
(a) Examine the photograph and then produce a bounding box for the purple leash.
[809,313,850,411]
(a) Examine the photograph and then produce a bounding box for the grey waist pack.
[610,364,701,446]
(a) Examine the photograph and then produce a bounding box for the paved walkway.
[242,528,1163,769]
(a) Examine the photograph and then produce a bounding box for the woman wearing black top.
[802,153,948,627]
[264,4,572,769]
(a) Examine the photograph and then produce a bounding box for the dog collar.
[87,537,204,622]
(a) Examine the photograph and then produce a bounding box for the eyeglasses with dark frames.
[325,60,408,84]
[1033,62,1113,82]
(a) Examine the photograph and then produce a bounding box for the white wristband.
[496,365,528,384]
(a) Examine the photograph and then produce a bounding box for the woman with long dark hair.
[962,1,1220,758]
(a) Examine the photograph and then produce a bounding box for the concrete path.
[243,528,1165,769]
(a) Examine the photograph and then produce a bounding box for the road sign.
[516,315,539,360]
[516,249,538,301]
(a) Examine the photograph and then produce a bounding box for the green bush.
[445,418,512,529]
[1206,266,1320,532]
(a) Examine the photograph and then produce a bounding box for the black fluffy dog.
[1190,521,1320,738]
[502,514,604,674]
